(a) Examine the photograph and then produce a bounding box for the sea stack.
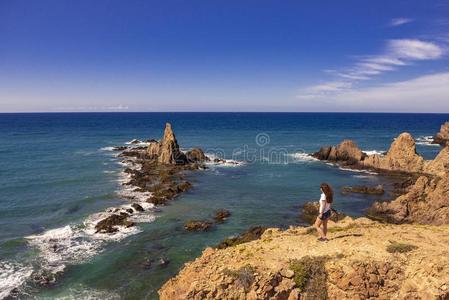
[433,121,449,146]
[146,123,187,164]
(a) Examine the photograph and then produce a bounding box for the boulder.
[312,146,332,160]
[184,220,213,232]
[186,148,208,162]
[341,185,384,195]
[433,121,449,146]
[131,203,145,212]
[423,146,449,177]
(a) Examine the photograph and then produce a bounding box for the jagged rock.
[184,220,213,231]
[131,203,145,212]
[214,209,231,223]
[369,175,449,225]
[112,146,128,151]
[423,146,449,177]
[216,226,266,249]
[341,185,384,195]
[147,141,160,159]
[186,148,208,162]
[363,133,424,173]
[158,123,187,165]
[299,202,346,225]
[312,146,333,160]
[433,121,449,145]
[335,140,364,164]
[95,214,135,233]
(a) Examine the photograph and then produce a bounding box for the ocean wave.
[0,261,33,299]
[125,139,150,146]
[53,286,121,300]
[205,154,244,167]
[416,136,439,146]
[289,152,319,162]
[99,146,116,152]
[338,166,378,175]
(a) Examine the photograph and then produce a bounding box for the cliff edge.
[159,217,449,299]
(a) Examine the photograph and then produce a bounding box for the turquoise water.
[0,112,446,299]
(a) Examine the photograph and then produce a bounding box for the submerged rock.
[214,209,231,223]
[341,185,384,195]
[184,220,213,232]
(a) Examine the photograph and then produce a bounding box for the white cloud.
[297,72,449,112]
[298,39,445,99]
[390,18,413,27]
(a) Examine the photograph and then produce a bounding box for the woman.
[315,183,333,241]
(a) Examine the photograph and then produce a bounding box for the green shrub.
[222,265,255,291]
[289,256,328,299]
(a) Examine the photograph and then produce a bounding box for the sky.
[1,0,449,112]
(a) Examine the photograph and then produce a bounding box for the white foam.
[289,152,319,162]
[338,166,378,175]
[125,139,150,146]
[205,154,244,167]
[0,261,33,299]
[99,146,116,152]
[53,286,121,300]
[416,136,440,146]
[364,150,385,156]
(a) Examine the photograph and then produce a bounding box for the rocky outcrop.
[216,227,266,249]
[363,133,425,173]
[95,214,135,233]
[313,140,364,165]
[433,121,449,145]
[314,132,449,177]
[159,218,449,299]
[214,209,231,223]
[186,148,208,163]
[154,123,187,164]
[369,175,449,225]
[341,185,384,195]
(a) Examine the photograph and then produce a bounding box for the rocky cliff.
[159,217,449,299]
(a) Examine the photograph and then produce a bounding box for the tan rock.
[433,121,449,145]
[423,146,449,177]
[336,139,363,164]
[157,123,187,165]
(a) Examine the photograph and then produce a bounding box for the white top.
[319,193,331,214]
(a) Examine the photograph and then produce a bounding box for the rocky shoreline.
[158,123,449,299]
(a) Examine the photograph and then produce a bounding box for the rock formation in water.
[314,132,449,177]
[159,217,449,300]
[433,121,449,146]
[145,123,188,164]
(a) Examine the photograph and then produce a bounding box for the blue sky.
[1,0,449,112]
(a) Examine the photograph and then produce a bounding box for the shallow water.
[0,112,446,299]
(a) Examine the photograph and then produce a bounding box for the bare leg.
[323,219,328,239]
[314,217,324,238]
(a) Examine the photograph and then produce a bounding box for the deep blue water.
[0,112,447,299]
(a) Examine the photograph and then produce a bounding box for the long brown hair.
[320,183,333,203]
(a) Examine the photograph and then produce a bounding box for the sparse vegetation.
[386,241,418,253]
[222,265,255,291]
[289,256,328,299]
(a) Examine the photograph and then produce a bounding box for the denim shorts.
[319,210,332,220]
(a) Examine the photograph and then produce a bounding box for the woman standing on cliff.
[315,183,333,241]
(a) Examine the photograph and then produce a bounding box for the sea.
[0,112,447,299]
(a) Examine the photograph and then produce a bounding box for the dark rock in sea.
[216,226,266,249]
[131,203,145,212]
[159,258,170,268]
[95,214,135,233]
[299,202,346,225]
[184,220,213,232]
[142,258,154,269]
[176,181,192,193]
[313,146,333,160]
[186,148,208,163]
[129,139,142,144]
[341,185,385,195]
[214,209,231,223]
[126,208,134,214]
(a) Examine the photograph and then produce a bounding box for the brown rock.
[184,220,213,231]
[312,146,332,160]
[423,146,449,177]
[186,148,208,162]
[95,214,135,233]
[216,226,266,249]
[341,185,384,195]
[433,121,449,146]
[369,175,449,225]
[336,140,364,164]
[158,123,187,165]
[214,209,231,223]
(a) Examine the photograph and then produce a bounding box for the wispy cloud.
[298,39,445,99]
[390,18,413,27]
